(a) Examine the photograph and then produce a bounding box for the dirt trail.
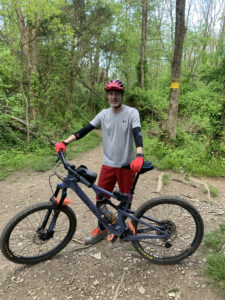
[0,144,225,300]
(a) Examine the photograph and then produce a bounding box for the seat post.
[129,173,140,194]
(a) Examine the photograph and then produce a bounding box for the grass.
[202,184,219,198]
[143,134,225,177]
[208,184,219,198]
[203,224,225,294]
[168,288,180,293]
[0,132,102,180]
[162,173,169,185]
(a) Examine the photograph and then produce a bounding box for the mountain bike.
[0,151,204,265]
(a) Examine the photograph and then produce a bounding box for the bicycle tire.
[0,202,77,264]
[131,196,204,264]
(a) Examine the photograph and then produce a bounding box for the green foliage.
[0,0,225,180]
[134,69,225,177]
[200,56,225,93]
[203,224,225,293]
[136,59,149,88]
[162,174,169,185]
[168,288,180,293]
[204,225,225,252]
[143,129,225,177]
[178,82,223,142]
[208,185,219,198]
[132,86,169,122]
[206,254,225,290]
[0,132,101,180]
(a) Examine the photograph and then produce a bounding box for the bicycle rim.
[132,196,204,264]
[1,202,76,264]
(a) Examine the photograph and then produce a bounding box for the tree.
[168,0,186,140]
[140,0,148,89]
[68,0,80,118]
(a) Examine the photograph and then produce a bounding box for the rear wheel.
[132,196,204,264]
[0,202,76,264]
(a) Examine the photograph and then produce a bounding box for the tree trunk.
[69,45,75,117]
[169,0,174,52]
[69,0,79,117]
[90,48,100,117]
[15,8,39,120]
[140,0,148,90]
[19,42,30,143]
[168,0,186,140]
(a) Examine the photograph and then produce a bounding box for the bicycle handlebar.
[56,151,92,187]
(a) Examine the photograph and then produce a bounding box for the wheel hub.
[33,229,54,244]
[159,220,177,245]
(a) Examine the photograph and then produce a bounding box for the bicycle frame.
[0,149,204,265]
[50,172,169,241]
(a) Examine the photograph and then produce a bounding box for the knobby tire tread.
[132,196,204,264]
[0,202,77,264]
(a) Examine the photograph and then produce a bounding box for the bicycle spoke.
[1,203,76,263]
[132,197,203,264]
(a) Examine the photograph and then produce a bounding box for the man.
[55,79,144,244]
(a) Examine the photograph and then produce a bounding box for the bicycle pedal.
[107,234,118,243]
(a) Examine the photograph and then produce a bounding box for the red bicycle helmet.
[105,80,125,92]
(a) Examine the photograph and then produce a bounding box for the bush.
[143,131,225,177]
[203,224,225,293]
[0,132,101,180]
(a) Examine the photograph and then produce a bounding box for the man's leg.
[105,168,135,242]
[84,165,116,245]
[116,168,135,195]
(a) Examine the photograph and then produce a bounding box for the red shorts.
[96,165,135,200]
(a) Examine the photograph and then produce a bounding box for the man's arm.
[136,146,143,155]
[63,134,76,144]
[55,123,96,153]
[63,123,95,144]
[132,127,143,154]
[130,127,144,173]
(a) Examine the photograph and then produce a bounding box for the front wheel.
[131,196,204,264]
[0,202,77,264]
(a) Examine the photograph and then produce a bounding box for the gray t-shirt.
[90,105,141,167]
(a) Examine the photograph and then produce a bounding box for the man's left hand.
[130,156,144,173]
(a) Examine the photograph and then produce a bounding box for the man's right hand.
[55,141,67,153]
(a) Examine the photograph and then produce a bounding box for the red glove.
[130,156,144,173]
[55,142,67,153]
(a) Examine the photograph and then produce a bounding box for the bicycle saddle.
[121,161,154,174]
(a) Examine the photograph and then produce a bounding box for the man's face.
[107,90,123,108]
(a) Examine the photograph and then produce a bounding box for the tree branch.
[76,76,105,102]
[10,123,55,146]
[9,115,27,126]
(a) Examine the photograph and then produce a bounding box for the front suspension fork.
[37,184,67,238]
